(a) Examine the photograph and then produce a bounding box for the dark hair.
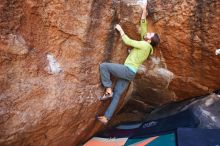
[150,33,160,47]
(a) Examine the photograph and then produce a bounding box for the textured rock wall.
[0,0,134,145]
[0,0,220,145]
[133,0,220,105]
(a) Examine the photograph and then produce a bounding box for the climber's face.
[144,32,155,40]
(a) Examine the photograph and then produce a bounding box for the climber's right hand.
[140,0,148,10]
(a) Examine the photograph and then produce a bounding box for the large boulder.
[133,0,220,105]
[0,0,134,145]
[0,0,219,145]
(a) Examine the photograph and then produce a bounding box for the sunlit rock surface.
[0,0,219,145]
[0,0,137,145]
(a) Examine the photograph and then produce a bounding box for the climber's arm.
[140,2,148,40]
[115,24,146,49]
[122,35,147,49]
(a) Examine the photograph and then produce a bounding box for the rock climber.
[97,1,160,125]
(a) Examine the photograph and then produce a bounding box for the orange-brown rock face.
[0,0,139,145]
[0,0,220,145]
[134,0,220,105]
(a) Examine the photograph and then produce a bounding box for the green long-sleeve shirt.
[122,19,153,73]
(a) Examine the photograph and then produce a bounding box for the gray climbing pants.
[99,63,136,120]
